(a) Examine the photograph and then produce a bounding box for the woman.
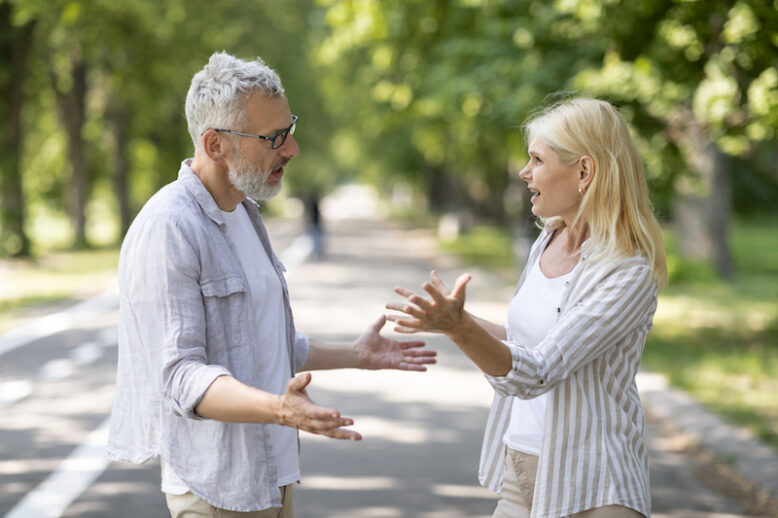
[387,98,666,518]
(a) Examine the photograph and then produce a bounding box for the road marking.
[0,380,33,407]
[3,417,110,518]
[0,290,118,359]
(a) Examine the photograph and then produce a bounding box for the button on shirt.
[107,160,310,512]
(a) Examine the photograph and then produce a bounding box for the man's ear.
[201,129,229,163]
[579,155,595,191]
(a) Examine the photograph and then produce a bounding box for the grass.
[439,217,778,451]
[644,218,778,449]
[439,225,521,282]
[0,247,119,333]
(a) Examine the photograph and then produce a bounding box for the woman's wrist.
[443,310,474,341]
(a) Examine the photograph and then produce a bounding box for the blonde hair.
[524,97,667,288]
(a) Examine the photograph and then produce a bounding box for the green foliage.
[0,246,119,332]
[644,218,778,449]
[1,0,777,258]
[438,224,524,282]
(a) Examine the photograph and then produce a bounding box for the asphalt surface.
[1,208,776,518]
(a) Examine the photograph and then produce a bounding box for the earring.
[578,188,583,195]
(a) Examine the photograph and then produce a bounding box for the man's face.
[226,92,299,202]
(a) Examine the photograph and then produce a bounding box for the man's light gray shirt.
[108,160,309,512]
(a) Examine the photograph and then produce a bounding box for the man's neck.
[190,152,245,211]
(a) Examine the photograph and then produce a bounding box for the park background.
[0,0,776,468]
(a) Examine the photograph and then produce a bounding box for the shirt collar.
[177,159,227,226]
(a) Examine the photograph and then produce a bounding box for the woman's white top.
[503,256,575,455]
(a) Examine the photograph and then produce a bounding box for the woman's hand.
[355,315,437,371]
[386,270,472,335]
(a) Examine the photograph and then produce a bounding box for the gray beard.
[228,158,282,202]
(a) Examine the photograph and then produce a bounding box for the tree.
[314,0,599,223]
[572,0,778,279]
[0,1,35,256]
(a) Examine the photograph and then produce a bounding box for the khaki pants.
[166,485,293,518]
[492,448,644,518]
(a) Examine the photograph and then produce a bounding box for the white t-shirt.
[503,257,575,455]
[162,203,300,494]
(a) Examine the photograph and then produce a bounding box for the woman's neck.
[559,220,589,255]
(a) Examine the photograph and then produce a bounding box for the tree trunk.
[0,4,35,257]
[108,102,131,237]
[51,55,89,248]
[673,125,733,280]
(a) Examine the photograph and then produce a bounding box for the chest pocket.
[200,276,249,368]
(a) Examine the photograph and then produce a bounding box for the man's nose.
[280,134,300,158]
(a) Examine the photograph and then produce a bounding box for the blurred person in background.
[107,51,436,518]
[388,98,666,518]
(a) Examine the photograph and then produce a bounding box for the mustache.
[272,158,290,173]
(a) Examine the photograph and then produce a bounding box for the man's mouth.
[270,160,288,179]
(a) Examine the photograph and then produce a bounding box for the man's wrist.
[273,394,287,427]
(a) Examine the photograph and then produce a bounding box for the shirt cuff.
[293,331,310,373]
[171,364,232,420]
[483,341,547,397]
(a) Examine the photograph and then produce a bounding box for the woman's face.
[519,139,582,224]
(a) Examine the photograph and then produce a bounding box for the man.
[107,51,436,517]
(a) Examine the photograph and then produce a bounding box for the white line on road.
[0,380,33,407]
[3,417,111,518]
[0,290,119,359]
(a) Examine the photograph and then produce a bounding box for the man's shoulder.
[124,180,209,249]
[136,181,201,225]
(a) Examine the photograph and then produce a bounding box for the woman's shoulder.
[580,251,654,288]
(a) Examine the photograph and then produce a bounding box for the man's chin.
[248,181,283,202]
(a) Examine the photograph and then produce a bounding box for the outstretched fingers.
[304,414,362,440]
[451,273,472,300]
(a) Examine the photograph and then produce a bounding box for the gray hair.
[185,51,285,151]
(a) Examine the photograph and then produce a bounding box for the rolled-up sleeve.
[292,331,310,373]
[484,259,656,399]
[128,217,232,419]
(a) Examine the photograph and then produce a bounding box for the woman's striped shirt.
[478,229,658,518]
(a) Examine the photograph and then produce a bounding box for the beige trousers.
[492,448,644,518]
[166,485,293,518]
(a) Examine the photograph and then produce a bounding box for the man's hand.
[356,314,437,371]
[278,372,362,440]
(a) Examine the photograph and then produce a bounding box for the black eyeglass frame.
[209,115,298,150]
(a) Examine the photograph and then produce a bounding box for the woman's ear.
[579,155,595,191]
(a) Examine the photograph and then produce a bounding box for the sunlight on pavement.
[302,415,461,445]
[301,476,398,490]
[431,484,496,499]
[321,184,384,221]
[306,365,492,408]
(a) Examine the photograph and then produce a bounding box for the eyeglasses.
[211,115,298,150]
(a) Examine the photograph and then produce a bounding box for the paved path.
[1,211,776,517]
